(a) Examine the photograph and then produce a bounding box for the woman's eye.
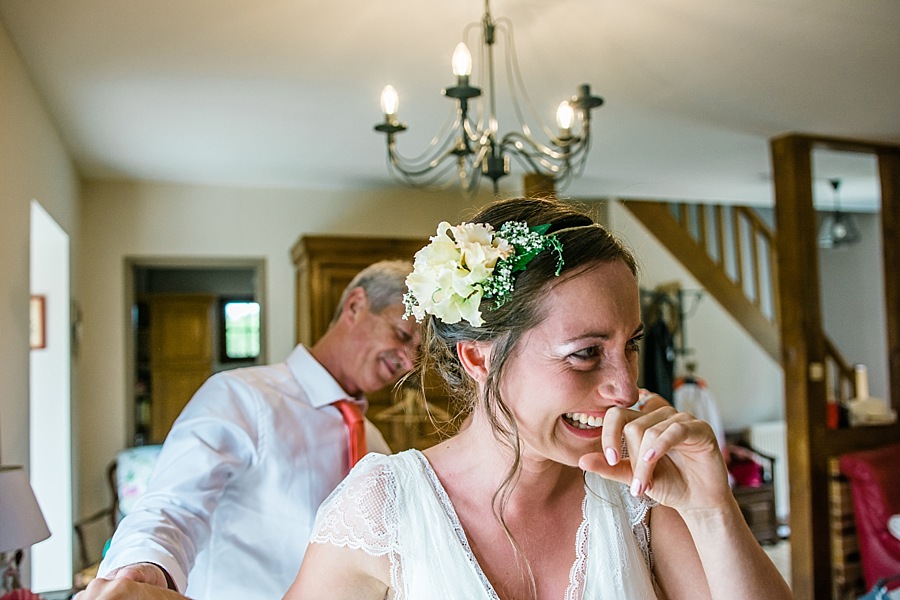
[571,346,601,360]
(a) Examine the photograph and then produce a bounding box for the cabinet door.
[292,236,427,345]
[148,295,214,443]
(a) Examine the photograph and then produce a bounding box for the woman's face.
[497,259,642,467]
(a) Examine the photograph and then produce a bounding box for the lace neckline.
[408,449,587,600]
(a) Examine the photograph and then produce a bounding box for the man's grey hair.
[330,260,413,325]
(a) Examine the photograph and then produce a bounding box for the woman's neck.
[424,410,583,508]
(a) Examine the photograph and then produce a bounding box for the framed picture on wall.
[30,295,46,349]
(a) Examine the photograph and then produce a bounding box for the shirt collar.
[285,344,367,410]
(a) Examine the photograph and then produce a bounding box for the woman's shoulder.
[319,450,426,511]
[310,449,426,556]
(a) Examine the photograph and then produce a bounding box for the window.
[220,297,260,362]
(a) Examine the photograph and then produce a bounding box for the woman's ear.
[457,340,491,384]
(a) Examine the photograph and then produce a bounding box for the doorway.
[125,259,266,446]
[29,200,73,592]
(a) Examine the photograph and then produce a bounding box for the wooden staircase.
[623,198,857,402]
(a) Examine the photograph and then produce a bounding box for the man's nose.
[396,344,415,373]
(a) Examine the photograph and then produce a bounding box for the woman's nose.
[599,362,638,407]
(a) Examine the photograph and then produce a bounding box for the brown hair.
[412,197,638,595]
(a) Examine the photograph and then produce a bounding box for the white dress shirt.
[99,345,389,599]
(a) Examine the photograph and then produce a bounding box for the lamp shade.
[0,466,50,553]
[818,211,862,248]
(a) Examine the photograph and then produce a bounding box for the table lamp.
[0,466,51,593]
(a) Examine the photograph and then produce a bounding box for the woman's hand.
[579,406,732,513]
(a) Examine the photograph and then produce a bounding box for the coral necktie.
[333,400,367,469]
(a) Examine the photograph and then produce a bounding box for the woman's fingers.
[584,405,676,489]
[578,451,633,484]
[627,413,704,496]
[583,405,727,507]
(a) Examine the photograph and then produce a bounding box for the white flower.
[404,220,562,327]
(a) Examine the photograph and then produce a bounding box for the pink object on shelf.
[0,589,42,600]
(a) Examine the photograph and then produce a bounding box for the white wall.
[819,212,888,400]
[0,20,80,583]
[607,200,785,429]
[76,179,476,517]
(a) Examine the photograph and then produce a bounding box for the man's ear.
[457,340,491,384]
[340,287,369,325]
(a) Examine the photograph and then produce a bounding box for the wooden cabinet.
[292,235,457,451]
[146,294,214,443]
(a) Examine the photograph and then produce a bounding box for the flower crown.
[404,220,564,327]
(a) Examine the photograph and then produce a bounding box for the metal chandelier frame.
[374,0,603,195]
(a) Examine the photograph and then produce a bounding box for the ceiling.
[1,0,898,210]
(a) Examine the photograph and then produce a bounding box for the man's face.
[344,300,420,395]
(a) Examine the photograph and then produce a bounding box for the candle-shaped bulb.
[556,101,575,131]
[452,43,472,77]
[853,364,869,400]
[381,85,399,118]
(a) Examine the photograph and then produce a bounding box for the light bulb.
[380,85,399,117]
[452,43,472,77]
[831,220,848,241]
[556,101,575,130]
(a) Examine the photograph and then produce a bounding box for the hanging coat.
[642,318,675,403]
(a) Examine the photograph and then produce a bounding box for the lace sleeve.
[309,453,398,557]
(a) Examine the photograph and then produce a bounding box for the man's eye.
[628,334,644,352]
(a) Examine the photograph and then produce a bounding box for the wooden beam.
[771,133,900,600]
[878,149,900,410]
[523,173,556,199]
[770,134,822,600]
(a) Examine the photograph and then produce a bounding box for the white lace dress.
[309,450,660,599]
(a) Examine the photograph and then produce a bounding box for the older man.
[94,260,419,599]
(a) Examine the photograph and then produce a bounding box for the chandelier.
[374,0,603,195]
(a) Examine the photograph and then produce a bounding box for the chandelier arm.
[501,131,580,163]
[387,151,467,189]
[386,138,468,179]
[387,108,465,167]
[496,18,575,144]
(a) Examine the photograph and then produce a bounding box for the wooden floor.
[763,540,792,586]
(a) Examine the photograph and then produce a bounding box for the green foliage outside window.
[223,301,260,360]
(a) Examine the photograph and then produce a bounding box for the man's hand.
[74,572,186,600]
[106,562,170,587]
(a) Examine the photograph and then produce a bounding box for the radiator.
[747,420,789,521]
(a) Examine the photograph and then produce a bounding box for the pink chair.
[839,442,900,589]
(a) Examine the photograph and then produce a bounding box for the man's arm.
[98,375,259,591]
